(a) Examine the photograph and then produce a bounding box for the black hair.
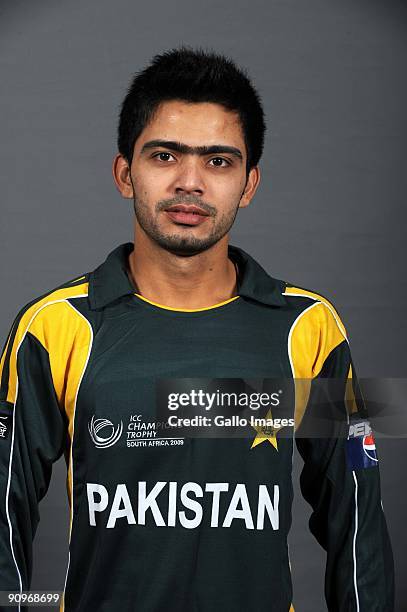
[117,46,266,174]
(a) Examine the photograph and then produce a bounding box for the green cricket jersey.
[0,242,394,611]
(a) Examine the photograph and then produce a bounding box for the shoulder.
[282,282,347,340]
[4,273,91,351]
[0,274,93,406]
[282,282,351,378]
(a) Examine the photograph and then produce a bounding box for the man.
[0,47,394,611]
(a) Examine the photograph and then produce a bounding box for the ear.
[238,166,261,209]
[112,153,134,198]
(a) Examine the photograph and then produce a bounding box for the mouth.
[164,204,210,226]
[165,204,209,216]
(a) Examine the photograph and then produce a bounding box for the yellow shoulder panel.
[283,285,347,339]
[289,300,346,380]
[28,296,93,432]
[288,299,348,430]
[2,282,90,409]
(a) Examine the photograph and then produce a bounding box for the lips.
[165,204,209,216]
[164,204,210,226]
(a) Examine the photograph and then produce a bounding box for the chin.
[155,235,218,257]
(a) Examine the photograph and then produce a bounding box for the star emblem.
[250,408,280,450]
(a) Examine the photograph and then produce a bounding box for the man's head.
[113,46,266,256]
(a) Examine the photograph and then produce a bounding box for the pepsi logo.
[363,433,378,462]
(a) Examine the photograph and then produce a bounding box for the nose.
[173,157,205,196]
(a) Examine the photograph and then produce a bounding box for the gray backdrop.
[1,0,406,609]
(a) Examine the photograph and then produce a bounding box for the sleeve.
[294,301,395,612]
[0,308,68,610]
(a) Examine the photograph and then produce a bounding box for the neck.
[127,226,238,310]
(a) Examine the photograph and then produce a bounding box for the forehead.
[137,100,245,149]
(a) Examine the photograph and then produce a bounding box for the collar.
[88,242,287,310]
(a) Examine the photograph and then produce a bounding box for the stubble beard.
[132,195,240,257]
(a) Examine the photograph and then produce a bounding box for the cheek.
[140,169,171,195]
[212,172,246,197]
[219,182,246,205]
[131,171,157,200]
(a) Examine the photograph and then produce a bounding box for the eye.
[153,152,176,162]
[209,157,230,168]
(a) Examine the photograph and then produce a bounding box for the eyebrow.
[140,139,243,161]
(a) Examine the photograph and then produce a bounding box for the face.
[113,100,260,256]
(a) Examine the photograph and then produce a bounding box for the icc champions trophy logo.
[88,415,123,448]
